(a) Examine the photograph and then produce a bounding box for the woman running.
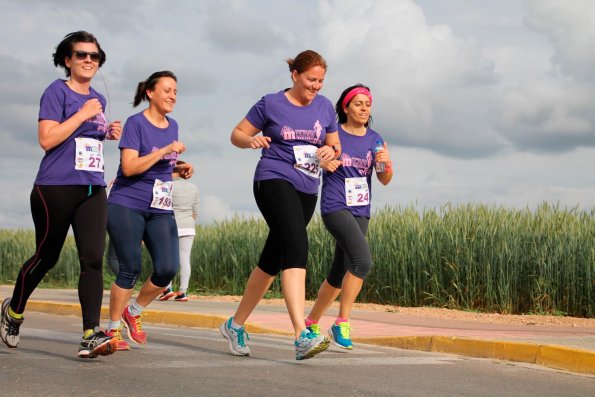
[220,50,340,360]
[305,84,393,350]
[1,31,121,358]
[105,71,193,350]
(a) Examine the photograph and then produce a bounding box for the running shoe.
[106,327,130,351]
[219,317,250,356]
[174,292,189,302]
[306,322,320,336]
[121,306,146,344]
[158,288,175,301]
[329,321,353,350]
[1,298,23,348]
[78,329,118,358]
[295,329,329,360]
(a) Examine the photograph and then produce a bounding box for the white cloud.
[319,0,502,156]
[523,0,595,80]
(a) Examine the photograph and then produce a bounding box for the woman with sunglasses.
[105,71,193,350]
[220,50,340,360]
[0,31,122,358]
[304,84,393,350]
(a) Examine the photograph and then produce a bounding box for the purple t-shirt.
[247,90,338,194]
[320,125,384,218]
[107,111,179,213]
[35,79,109,186]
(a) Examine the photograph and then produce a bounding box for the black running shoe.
[78,328,117,358]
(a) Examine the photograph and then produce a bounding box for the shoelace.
[111,328,124,341]
[6,320,21,336]
[338,322,352,339]
[298,330,317,343]
[234,327,250,347]
[130,315,143,331]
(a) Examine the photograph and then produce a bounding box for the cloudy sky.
[1,0,594,228]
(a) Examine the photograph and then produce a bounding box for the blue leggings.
[107,204,179,289]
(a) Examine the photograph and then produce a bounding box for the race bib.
[75,138,104,172]
[345,177,369,206]
[150,179,174,210]
[293,145,321,178]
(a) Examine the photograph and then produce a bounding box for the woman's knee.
[151,262,178,288]
[350,260,372,280]
[115,269,140,289]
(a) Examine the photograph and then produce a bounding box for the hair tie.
[342,87,372,109]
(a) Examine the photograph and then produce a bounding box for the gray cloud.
[524,0,595,81]
[0,0,594,229]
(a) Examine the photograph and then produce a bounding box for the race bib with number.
[75,138,104,172]
[293,145,321,178]
[150,179,174,210]
[345,177,370,206]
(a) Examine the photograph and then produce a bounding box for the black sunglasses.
[71,50,100,62]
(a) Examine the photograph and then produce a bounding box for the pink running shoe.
[105,327,130,351]
[121,306,147,344]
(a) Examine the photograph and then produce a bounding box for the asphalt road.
[1,312,593,397]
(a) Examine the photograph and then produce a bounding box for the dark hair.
[133,71,177,107]
[335,83,373,126]
[286,50,327,74]
[52,31,106,77]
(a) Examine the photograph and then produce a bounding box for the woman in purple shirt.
[220,50,340,360]
[305,84,393,350]
[105,71,193,351]
[0,31,121,358]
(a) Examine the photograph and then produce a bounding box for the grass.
[1,202,593,317]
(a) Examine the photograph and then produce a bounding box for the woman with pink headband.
[305,83,393,350]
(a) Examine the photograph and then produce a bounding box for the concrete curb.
[352,336,595,375]
[25,300,292,336]
[25,300,595,375]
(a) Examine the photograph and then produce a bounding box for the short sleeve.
[245,96,267,130]
[119,116,142,150]
[38,85,65,122]
[326,99,338,132]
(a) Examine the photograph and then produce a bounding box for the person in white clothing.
[159,160,200,302]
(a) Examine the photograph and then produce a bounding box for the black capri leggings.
[11,185,107,330]
[253,179,318,276]
[322,209,372,288]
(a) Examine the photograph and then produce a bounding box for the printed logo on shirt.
[340,151,373,176]
[280,120,323,144]
[86,112,109,135]
[152,147,178,165]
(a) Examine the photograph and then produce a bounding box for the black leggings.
[253,179,318,276]
[11,185,107,331]
[323,210,371,288]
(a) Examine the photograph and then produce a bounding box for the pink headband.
[342,87,372,109]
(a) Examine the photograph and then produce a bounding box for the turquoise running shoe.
[295,329,329,360]
[219,317,250,356]
[328,321,353,350]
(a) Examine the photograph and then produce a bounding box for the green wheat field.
[1,202,593,317]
